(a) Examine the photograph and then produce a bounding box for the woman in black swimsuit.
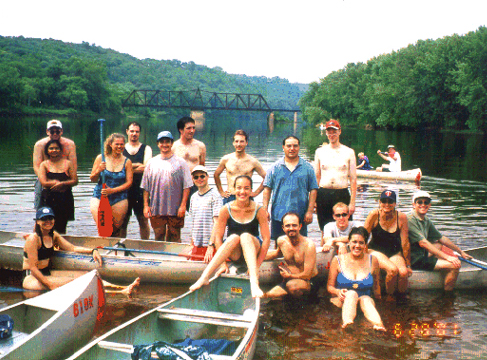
[190,175,270,298]
[23,206,140,295]
[364,190,412,301]
[38,139,77,234]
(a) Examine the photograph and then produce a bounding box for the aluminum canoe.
[0,270,105,360]
[0,231,333,285]
[67,275,259,360]
[357,168,422,182]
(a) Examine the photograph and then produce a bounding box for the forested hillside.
[301,26,487,131]
[0,36,305,115]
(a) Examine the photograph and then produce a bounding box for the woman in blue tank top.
[190,175,270,298]
[90,133,133,237]
[327,227,385,331]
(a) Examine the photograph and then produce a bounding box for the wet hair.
[233,130,248,142]
[282,135,300,146]
[348,226,369,241]
[126,121,142,131]
[234,175,253,188]
[332,202,349,214]
[177,116,195,132]
[104,133,126,156]
[281,211,301,224]
[44,139,63,157]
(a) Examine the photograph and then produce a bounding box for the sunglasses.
[49,129,61,135]
[40,216,55,221]
[380,199,395,204]
[193,174,206,180]
[334,213,348,218]
[416,199,431,205]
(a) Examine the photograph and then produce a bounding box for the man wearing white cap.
[408,191,472,291]
[33,120,77,209]
[314,119,357,233]
[141,131,192,242]
[189,165,223,262]
[376,145,401,172]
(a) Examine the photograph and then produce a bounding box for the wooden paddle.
[97,119,113,237]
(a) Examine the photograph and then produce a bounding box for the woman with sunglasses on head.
[90,133,133,237]
[190,175,270,298]
[327,226,385,330]
[23,206,140,295]
[364,190,412,301]
[38,139,77,234]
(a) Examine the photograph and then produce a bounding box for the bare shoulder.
[194,139,206,149]
[304,237,317,251]
[172,139,182,148]
[398,211,409,223]
[34,137,49,148]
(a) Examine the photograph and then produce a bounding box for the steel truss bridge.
[122,89,300,113]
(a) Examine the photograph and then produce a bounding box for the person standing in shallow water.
[190,175,270,298]
[327,226,385,331]
[38,139,77,234]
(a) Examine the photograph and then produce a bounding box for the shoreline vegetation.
[301,26,487,133]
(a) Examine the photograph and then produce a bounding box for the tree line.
[300,26,487,132]
[0,36,305,115]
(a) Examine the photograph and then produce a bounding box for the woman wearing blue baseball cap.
[22,206,140,294]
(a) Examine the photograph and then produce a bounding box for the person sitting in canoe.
[327,226,385,331]
[356,152,373,170]
[376,145,401,172]
[190,175,270,298]
[364,190,412,301]
[23,206,140,295]
[408,191,472,292]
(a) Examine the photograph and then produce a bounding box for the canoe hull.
[357,168,422,181]
[0,231,333,285]
[0,270,104,360]
[67,275,259,360]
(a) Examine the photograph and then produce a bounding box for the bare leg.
[264,285,289,298]
[434,259,460,291]
[111,200,128,238]
[370,250,398,300]
[342,290,359,328]
[151,217,167,241]
[239,233,263,298]
[390,254,409,294]
[166,224,181,243]
[137,214,150,240]
[190,235,240,292]
[359,296,385,331]
[104,277,140,296]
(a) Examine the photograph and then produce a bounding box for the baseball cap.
[157,131,174,141]
[380,189,397,202]
[47,120,62,130]
[191,165,208,175]
[325,119,341,130]
[412,191,431,203]
[35,206,55,220]
[387,145,396,149]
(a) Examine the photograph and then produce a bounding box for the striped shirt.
[189,188,223,246]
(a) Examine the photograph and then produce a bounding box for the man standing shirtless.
[120,121,152,239]
[33,120,77,209]
[314,119,357,232]
[214,130,266,204]
[264,212,318,298]
[172,116,206,210]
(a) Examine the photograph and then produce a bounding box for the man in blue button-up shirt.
[263,136,318,241]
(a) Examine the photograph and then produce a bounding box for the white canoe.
[0,231,334,285]
[0,270,105,360]
[67,275,259,360]
[357,168,422,182]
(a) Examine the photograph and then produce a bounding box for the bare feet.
[120,277,140,296]
[189,277,210,292]
[250,282,264,298]
[373,324,387,332]
[341,321,353,329]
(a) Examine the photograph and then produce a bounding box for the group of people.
[28,117,472,330]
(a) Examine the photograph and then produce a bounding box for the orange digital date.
[393,321,459,338]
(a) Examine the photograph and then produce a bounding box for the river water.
[1,114,487,359]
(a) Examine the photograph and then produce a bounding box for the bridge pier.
[268,112,275,133]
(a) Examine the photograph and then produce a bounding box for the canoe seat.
[157,308,252,328]
[97,340,233,360]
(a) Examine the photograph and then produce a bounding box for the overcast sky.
[1,0,486,83]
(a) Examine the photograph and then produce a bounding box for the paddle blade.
[97,184,113,237]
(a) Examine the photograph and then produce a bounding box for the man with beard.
[263,212,318,298]
[214,129,266,204]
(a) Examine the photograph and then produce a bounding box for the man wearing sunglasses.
[321,202,363,254]
[33,120,77,209]
[188,165,223,263]
[408,191,472,291]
